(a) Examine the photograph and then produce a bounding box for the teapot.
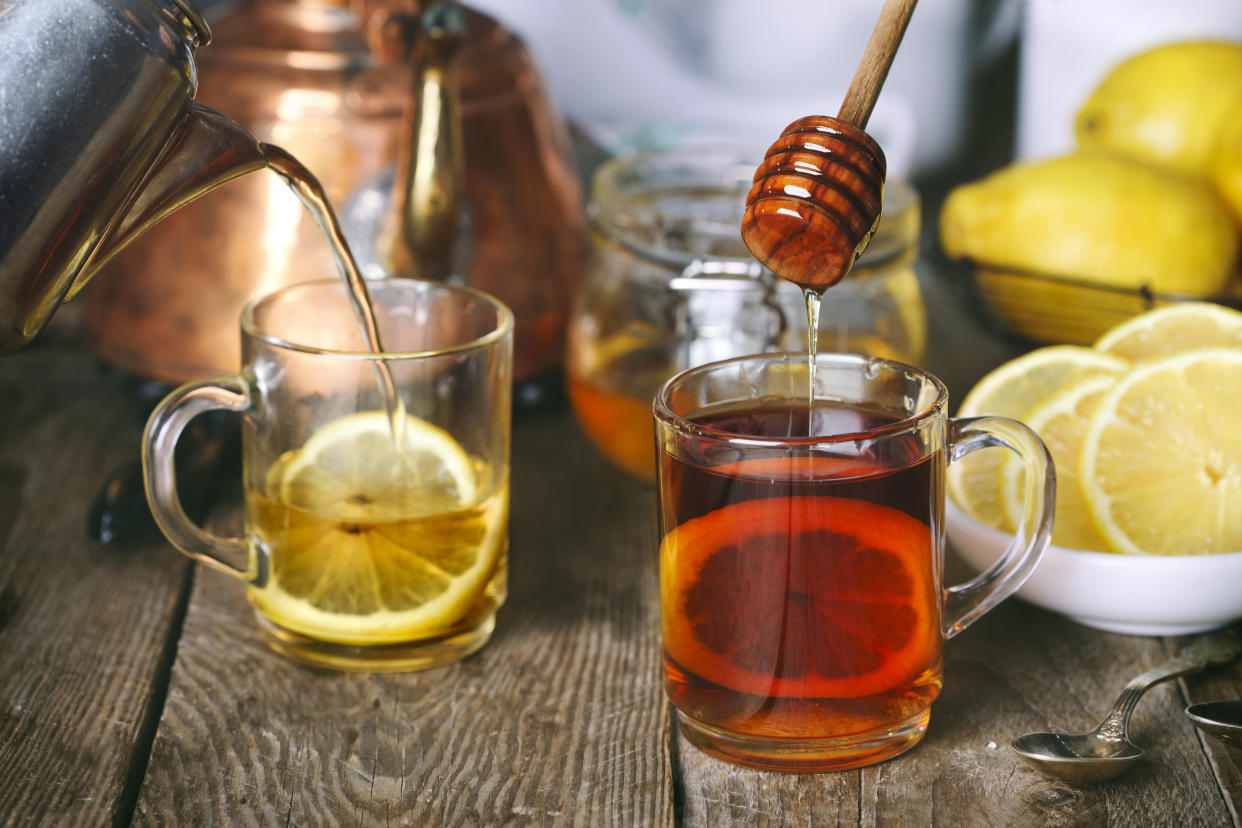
[0,0,271,353]
[81,0,586,388]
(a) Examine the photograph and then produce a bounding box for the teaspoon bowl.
[1012,731,1145,784]
[1013,629,1240,783]
[1185,700,1242,747]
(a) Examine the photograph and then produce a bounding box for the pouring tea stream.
[78,0,584,389]
[0,0,415,432]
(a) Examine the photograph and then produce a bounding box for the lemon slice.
[949,346,1129,530]
[1081,349,1242,556]
[1094,302,1242,362]
[1000,375,1117,551]
[281,411,477,521]
[249,411,506,643]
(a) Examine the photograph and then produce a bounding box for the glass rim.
[240,277,515,360]
[653,351,948,446]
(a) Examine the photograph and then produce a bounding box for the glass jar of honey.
[567,145,924,478]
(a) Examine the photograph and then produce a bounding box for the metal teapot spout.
[66,107,269,302]
[0,0,267,353]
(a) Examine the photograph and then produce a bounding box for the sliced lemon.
[949,346,1129,530]
[1000,375,1117,551]
[249,411,506,643]
[1094,302,1242,362]
[1081,349,1242,556]
[281,411,477,521]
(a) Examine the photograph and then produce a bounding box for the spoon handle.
[1096,629,1241,741]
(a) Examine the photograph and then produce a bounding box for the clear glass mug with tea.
[654,352,1053,771]
[567,145,924,479]
[143,279,513,672]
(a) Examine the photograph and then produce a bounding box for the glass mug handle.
[943,415,1055,638]
[141,375,258,582]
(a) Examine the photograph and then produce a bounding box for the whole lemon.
[1076,40,1242,176]
[1211,105,1242,226]
[940,152,1238,296]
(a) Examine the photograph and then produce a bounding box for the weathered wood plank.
[677,744,861,826]
[134,408,675,825]
[0,344,190,826]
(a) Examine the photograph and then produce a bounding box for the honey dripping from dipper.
[741,118,887,419]
[740,0,915,426]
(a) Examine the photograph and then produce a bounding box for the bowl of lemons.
[946,302,1242,635]
[941,40,1242,346]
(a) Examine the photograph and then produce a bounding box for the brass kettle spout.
[378,0,468,282]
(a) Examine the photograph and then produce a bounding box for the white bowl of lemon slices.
[946,302,1242,636]
[947,503,1242,636]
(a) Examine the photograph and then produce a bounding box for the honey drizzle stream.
[804,287,822,432]
[262,144,407,440]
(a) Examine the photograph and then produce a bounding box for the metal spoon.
[1012,629,1241,783]
[1185,700,1242,747]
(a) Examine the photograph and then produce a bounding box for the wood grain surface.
[0,345,191,825]
[3,330,1241,827]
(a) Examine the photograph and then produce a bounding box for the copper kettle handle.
[373,0,466,281]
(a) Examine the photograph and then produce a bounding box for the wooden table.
[2,280,1240,827]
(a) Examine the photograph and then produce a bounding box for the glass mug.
[143,279,513,672]
[654,352,1053,771]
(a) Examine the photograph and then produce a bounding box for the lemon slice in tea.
[661,494,938,700]
[1081,349,1242,556]
[250,411,506,643]
[949,346,1128,531]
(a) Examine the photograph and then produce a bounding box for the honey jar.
[567,145,924,478]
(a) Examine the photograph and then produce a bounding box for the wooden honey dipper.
[741,0,918,293]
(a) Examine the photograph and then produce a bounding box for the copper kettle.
[84,0,586,386]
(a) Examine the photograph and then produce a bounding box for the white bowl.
[946,501,1242,636]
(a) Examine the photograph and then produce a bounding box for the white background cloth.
[468,0,1024,179]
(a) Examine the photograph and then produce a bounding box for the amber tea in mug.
[144,279,513,672]
[655,353,1053,771]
